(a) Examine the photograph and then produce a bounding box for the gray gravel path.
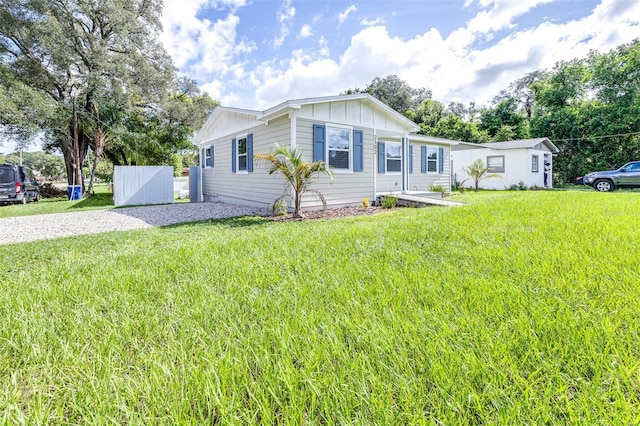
[0,202,268,245]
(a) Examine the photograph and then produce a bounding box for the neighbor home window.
[532,155,539,172]
[237,136,247,172]
[386,142,401,173]
[427,146,438,172]
[487,155,505,173]
[327,126,351,171]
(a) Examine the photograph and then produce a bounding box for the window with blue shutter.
[421,146,427,173]
[313,124,325,162]
[385,142,401,173]
[203,146,213,168]
[233,134,253,173]
[438,147,444,174]
[409,145,413,174]
[378,142,385,173]
[353,130,363,172]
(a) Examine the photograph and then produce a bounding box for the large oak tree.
[0,0,211,188]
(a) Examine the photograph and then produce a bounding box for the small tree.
[462,159,502,192]
[254,144,334,218]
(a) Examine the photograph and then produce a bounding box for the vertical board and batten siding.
[296,118,376,209]
[299,99,410,133]
[198,110,260,143]
[201,115,290,207]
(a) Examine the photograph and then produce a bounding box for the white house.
[451,138,559,190]
[194,93,459,210]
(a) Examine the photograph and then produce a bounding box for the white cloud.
[273,0,296,48]
[160,0,255,77]
[361,17,385,27]
[465,0,556,35]
[246,0,640,110]
[164,0,640,112]
[298,24,313,38]
[338,5,357,27]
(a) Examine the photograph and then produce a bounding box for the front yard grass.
[1,191,638,423]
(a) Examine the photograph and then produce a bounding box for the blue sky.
[159,0,640,110]
[4,0,640,154]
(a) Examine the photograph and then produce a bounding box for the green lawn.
[1,191,639,424]
[0,183,190,219]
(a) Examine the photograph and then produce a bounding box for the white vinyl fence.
[113,166,174,207]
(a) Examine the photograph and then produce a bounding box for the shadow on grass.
[67,193,114,209]
[160,215,270,230]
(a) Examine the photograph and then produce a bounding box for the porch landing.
[379,192,465,207]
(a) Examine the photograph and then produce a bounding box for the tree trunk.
[87,153,99,195]
[293,191,303,218]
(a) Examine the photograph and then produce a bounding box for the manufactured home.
[195,93,458,210]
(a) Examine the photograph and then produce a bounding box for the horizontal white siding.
[201,115,291,207]
[296,118,376,209]
[377,142,452,193]
[452,148,550,189]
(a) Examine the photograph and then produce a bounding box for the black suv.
[583,161,640,192]
[0,164,40,204]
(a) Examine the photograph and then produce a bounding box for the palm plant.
[254,144,334,218]
[462,158,502,192]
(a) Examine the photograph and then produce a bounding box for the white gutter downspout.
[402,135,409,192]
[373,129,377,202]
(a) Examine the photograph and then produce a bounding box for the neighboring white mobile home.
[194,94,458,210]
[451,138,559,190]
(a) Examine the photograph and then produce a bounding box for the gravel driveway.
[0,202,268,245]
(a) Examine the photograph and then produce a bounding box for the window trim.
[325,123,352,173]
[236,134,248,174]
[426,146,438,173]
[532,155,539,173]
[385,141,402,175]
[487,155,505,173]
[204,146,212,168]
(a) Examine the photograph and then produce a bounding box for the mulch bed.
[267,206,394,221]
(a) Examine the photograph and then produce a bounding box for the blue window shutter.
[409,145,413,174]
[313,124,325,162]
[421,146,427,173]
[201,148,205,169]
[353,130,364,172]
[438,147,444,173]
[231,138,236,172]
[210,145,214,168]
[378,142,385,173]
[247,134,254,172]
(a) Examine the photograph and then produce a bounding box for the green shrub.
[428,184,445,193]
[381,195,398,208]
[270,198,288,216]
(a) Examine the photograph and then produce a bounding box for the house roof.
[408,134,459,146]
[452,138,559,153]
[195,93,421,145]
